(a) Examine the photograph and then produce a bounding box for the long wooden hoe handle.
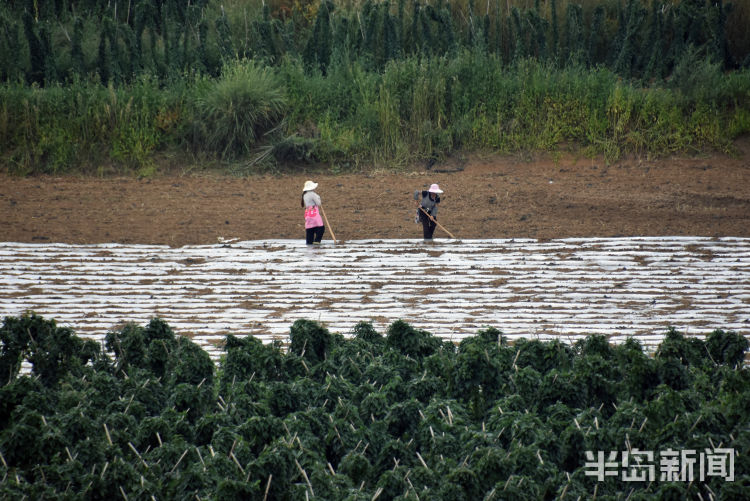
[320,207,337,243]
[418,206,456,239]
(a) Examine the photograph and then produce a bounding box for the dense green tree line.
[1,313,748,498]
[1,0,747,85]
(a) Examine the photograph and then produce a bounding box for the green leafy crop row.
[1,313,748,499]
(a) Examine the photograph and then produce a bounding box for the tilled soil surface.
[2,141,750,246]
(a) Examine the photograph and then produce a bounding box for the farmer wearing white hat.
[414,183,443,242]
[302,180,325,245]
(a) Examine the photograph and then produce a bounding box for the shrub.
[191,61,287,160]
[705,329,749,367]
[1,315,748,499]
[289,319,332,364]
[0,312,101,386]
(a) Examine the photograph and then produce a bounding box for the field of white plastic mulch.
[2,237,749,360]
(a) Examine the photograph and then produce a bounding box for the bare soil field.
[2,139,749,245]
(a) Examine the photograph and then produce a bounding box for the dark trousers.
[306,225,325,245]
[419,212,436,240]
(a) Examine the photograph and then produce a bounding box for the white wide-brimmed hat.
[428,183,443,194]
[303,180,318,191]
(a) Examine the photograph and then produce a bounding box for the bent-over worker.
[414,183,443,242]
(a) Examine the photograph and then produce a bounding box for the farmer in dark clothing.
[414,183,443,242]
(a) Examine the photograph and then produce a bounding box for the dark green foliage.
[21,11,44,85]
[706,329,749,367]
[105,18,123,85]
[616,338,661,401]
[655,326,710,366]
[39,23,57,84]
[577,353,622,406]
[303,0,334,73]
[221,334,286,384]
[173,335,214,386]
[121,23,140,79]
[510,7,525,62]
[588,5,607,67]
[550,0,559,61]
[670,44,725,106]
[289,319,332,364]
[252,7,287,65]
[642,1,665,82]
[453,335,507,416]
[527,8,548,62]
[0,0,745,88]
[353,320,383,343]
[516,338,574,373]
[612,0,648,78]
[214,10,234,60]
[70,17,86,79]
[106,317,177,376]
[0,313,101,386]
[0,17,22,83]
[386,319,440,358]
[0,314,748,498]
[96,23,110,85]
[563,3,585,66]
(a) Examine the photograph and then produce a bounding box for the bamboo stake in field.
[320,206,338,243]
[418,206,456,239]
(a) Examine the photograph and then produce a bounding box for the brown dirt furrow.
[2,140,749,245]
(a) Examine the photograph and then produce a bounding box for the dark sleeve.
[435,195,441,204]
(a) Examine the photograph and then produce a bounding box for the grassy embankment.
[1,0,749,176]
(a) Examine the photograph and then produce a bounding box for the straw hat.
[303,180,318,191]
[428,183,443,194]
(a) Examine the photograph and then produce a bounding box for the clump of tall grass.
[190,61,287,161]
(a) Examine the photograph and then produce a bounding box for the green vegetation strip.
[1,313,748,498]
[1,0,749,174]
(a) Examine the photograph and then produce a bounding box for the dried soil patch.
[3,141,749,245]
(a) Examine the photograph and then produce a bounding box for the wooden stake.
[103,423,113,446]
[230,452,245,475]
[639,417,648,432]
[263,474,272,501]
[320,206,338,243]
[196,447,205,470]
[295,458,314,497]
[170,449,189,473]
[128,442,148,469]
